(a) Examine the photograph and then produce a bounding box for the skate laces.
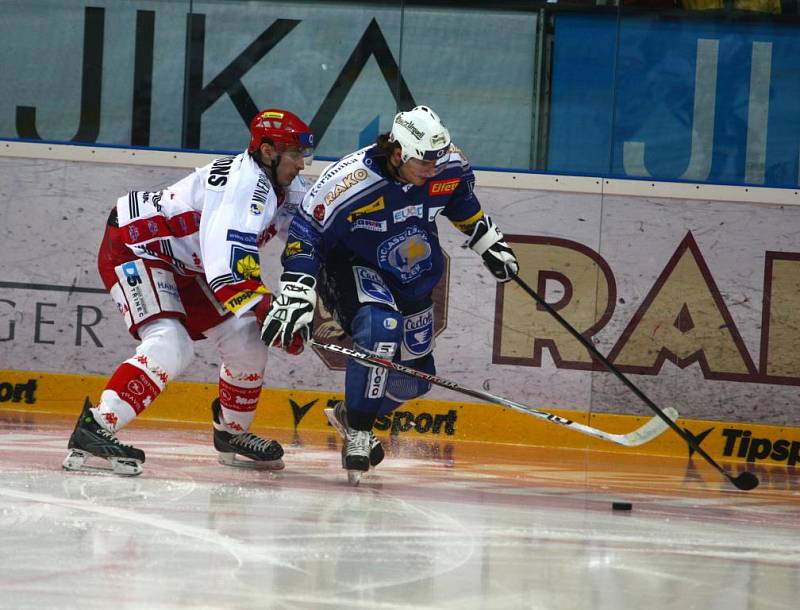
[95,426,134,449]
[231,432,275,452]
[336,403,379,447]
[346,430,371,454]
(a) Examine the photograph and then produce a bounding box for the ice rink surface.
[0,412,798,610]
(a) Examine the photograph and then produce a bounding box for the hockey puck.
[612,501,632,511]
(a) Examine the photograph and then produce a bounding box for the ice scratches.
[479,525,800,566]
[0,486,309,574]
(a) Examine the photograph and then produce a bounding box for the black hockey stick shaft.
[511,274,758,491]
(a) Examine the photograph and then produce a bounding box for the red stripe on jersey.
[122,211,201,244]
[166,210,202,238]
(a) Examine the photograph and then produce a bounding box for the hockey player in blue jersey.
[261,105,519,483]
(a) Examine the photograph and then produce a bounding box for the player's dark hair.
[372,133,401,175]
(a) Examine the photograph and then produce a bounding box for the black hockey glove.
[260,272,317,350]
[466,215,519,282]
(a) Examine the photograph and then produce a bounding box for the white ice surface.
[0,420,798,610]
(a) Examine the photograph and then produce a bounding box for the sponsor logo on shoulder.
[428,177,460,196]
[207,156,235,189]
[324,168,369,205]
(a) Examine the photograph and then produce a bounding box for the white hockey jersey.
[115,151,307,316]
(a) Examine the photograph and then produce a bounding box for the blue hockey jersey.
[282,144,484,302]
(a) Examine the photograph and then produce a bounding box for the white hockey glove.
[260,272,317,351]
[466,215,519,282]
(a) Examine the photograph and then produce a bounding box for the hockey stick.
[510,274,759,491]
[309,339,677,447]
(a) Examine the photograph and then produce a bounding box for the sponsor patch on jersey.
[224,289,258,314]
[353,266,397,309]
[250,201,264,215]
[377,226,433,284]
[352,218,388,232]
[365,342,397,399]
[347,196,385,222]
[401,305,434,360]
[226,229,258,246]
[230,246,261,281]
[428,177,460,196]
[207,156,235,190]
[393,204,424,223]
[324,169,369,205]
[313,204,325,221]
[428,206,445,221]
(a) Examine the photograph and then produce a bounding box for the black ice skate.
[212,399,284,470]
[342,428,371,486]
[62,399,145,477]
[324,400,384,467]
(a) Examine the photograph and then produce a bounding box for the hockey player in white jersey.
[64,109,314,476]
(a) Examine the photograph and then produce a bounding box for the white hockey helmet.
[389,105,451,164]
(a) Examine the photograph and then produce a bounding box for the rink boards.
[2,368,799,472]
[3,142,800,463]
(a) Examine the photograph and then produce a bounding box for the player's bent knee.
[351,305,403,351]
[137,318,194,378]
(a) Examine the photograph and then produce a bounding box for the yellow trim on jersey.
[451,209,485,233]
[346,196,385,222]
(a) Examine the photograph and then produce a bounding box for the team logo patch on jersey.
[284,240,302,257]
[392,204,424,223]
[402,306,434,360]
[428,178,460,196]
[353,266,397,308]
[352,218,388,232]
[377,226,433,284]
[230,246,261,281]
[313,204,326,221]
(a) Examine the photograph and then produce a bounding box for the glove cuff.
[278,272,317,306]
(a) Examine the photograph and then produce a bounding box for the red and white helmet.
[389,105,451,164]
[248,109,314,164]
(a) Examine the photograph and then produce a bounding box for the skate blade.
[62,450,143,477]
[347,470,363,486]
[217,452,285,471]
